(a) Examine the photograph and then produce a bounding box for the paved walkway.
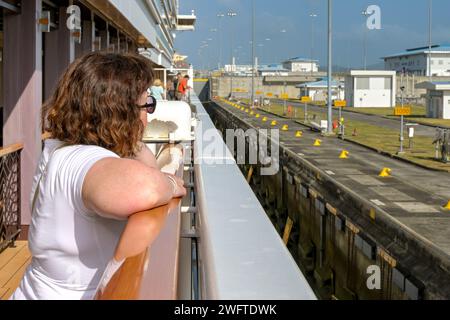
[216,99,450,262]
[272,99,438,137]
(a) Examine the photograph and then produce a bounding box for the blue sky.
[175,0,450,70]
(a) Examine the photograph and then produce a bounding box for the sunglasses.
[138,95,157,114]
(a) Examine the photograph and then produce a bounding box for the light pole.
[251,0,256,107]
[210,28,218,69]
[361,9,370,70]
[234,47,242,65]
[207,38,214,71]
[217,13,225,70]
[310,13,317,77]
[228,10,237,98]
[398,86,406,154]
[197,49,203,70]
[200,43,209,70]
[428,0,433,81]
[280,29,287,63]
[338,84,343,135]
[257,43,264,65]
[265,38,271,63]
[327,0,333,134]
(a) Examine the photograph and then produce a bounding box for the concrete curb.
[341,108,450,130]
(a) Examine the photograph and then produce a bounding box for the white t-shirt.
[11,139,126,300]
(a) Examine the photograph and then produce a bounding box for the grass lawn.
[251,101,450,172]
[337,105,450,128]
[406,118,450,128]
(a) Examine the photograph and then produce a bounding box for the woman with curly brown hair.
[11,52,186,300]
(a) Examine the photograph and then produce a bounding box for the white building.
[416,82,450,119]
[345,70,396,108]
[258,64,289,76]
[383,45,450,76]
[296,78,344,101]
[224,64,253,75]
[282,57,319,73]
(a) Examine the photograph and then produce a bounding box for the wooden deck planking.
[0,287,9,299]
[0,241,31,300]
[1,258,30,300]
[0,241,27,270]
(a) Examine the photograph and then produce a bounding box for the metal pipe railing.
[0,143,23,253]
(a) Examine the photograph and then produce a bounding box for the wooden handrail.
[94,197,182,300]
[95,147,185,300]
[0,143,24,158]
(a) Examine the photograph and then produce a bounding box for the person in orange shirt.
[177,75,191,102]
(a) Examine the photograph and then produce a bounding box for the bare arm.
[82,158,186,219]
[113,198,180,261]
[132,142,158,169]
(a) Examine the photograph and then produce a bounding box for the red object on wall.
[287,105,293,115]
[332,120,338,130]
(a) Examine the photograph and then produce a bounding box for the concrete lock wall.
[212,75,450,106]
[212,76,307,100]
[205,100,450,300]
[193,79,210,102]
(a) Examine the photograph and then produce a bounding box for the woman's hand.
[165,173,187,198]
[158,144,183,175]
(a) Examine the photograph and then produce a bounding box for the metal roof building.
[383,44,450,76]
[282,56,319,73]
[416,81,450,119]
[296,78,344,101]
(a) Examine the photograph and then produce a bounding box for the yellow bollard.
[339,150,349,159]
[282,125,289,131]
[443,201,450,210]
[262,117,268,122]
[313,139,322,147]
[271,120,278,126]
[295,131,303,137]
[379,168,392,177]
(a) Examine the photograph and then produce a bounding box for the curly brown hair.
[42,52,154,157]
